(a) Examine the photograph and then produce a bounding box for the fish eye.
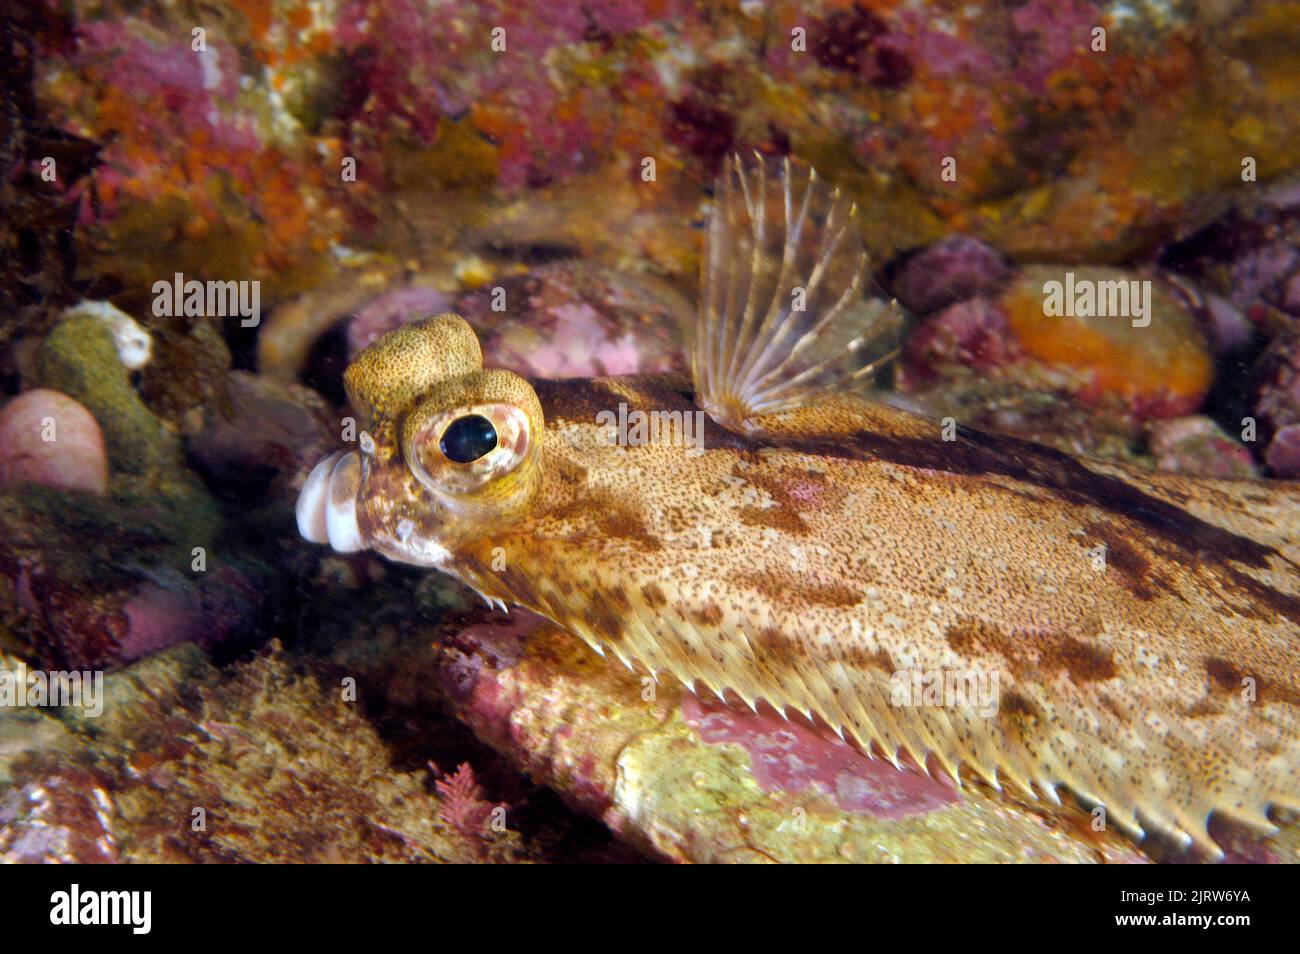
[440,414,498,463]
[397,369,544,515]
[401,394,538,502]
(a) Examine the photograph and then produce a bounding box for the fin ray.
[693,152,904,432]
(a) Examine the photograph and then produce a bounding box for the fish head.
[296,314,546,572]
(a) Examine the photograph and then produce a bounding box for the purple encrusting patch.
[450,613,534,670]
[1165,816,1283,865]
[347,286,453,358]
[682,693,959,819]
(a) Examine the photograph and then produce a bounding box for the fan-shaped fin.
[693,152,903,433]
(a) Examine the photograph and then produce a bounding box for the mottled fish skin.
[320,359,1300,857]
[297,154,1300,858]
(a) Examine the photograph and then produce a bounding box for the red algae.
[682,693,959,820]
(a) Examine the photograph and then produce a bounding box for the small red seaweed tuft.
[433,762,495,839]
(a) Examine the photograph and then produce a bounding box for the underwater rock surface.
[32,0,1300,287]
[1256,331,1300,476]
[0,646,532,863]
[312,603,1170,863]
[35,315,177,477]
[1148,416,1259,479]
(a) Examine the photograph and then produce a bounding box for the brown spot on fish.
[737,504,808,535]
[599,508,662,551]
[548,455,590,487]
[548,495,663,552]
[733,569,860,608]
[584,595,626,643]
[1097,692,1130,722]
[1217,564,1300,625]
[497,562,543,610]
[1001,690,1043,723]
[1205,657,1247,695]
[531,377,629,426]
[1047,636,1118,684]
[1184,695,1224,719]
[1205,657,1300,708]
[752,626,791,660]
[841,644,896,672]
[608,585,632,612]
[1084,521,1168,602]
[692,602,724,626]
[947,616,1116,685]
[641,582,667,608]
[945,617,999,657]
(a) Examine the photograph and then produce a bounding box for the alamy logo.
[0,664,103,717]
[889,668,1001,717]
[595,402,706,456]
[1041,271,1151,328]
[151,272,261,327]
[50,884,151,934]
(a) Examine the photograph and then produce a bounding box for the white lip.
[297,449,456,567]
[296,451,342,544]
[325,452,365,552]
[296,450,365,552]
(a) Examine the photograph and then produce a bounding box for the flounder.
[297,154,1300,858]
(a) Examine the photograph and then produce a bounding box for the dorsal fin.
[692,152,903,433]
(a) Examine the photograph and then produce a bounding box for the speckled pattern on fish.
[298,155,1300,859]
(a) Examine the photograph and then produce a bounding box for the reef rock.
[347,286,454,359]
[0,482,270,671]
[1148,416,1258,479]
[455,261,689,378]
[60,300,152,370]
[1254,331,1300,476]
[321,604,1161,863]
[186,371,336,507]
[999,266,1214,418]
[35,314,177,477]
[895,264,1216,462]
[891,236,1011,315]
[0,646,533,863]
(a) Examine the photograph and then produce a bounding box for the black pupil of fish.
[440,414,498,463]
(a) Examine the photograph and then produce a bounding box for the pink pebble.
[0,389,108,494]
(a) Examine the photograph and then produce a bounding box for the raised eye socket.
[440,414,498,463]
[402,400,535,500]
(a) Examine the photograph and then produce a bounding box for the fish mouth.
[296,449,453,568]
[296,450,365,553]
